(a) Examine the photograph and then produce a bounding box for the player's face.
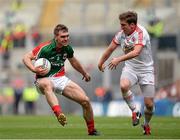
[120,20,135,36]
[56,30,69,47]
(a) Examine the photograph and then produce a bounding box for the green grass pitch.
[0,115,180,139]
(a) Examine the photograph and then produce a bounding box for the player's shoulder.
[67,44,74,50]
[32,40,52,55]
[116,29,124,36]
[114,30,124,40]
[136,24,149,37]
[36,40,52,49]
[62,45,74,53]
[67,44,73,48]
[136,24,148,33]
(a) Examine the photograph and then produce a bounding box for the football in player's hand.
[34,58,51,75]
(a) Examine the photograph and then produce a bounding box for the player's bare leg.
[120,78,141,126]
[140,84,155,135]
[143,97,154,135]
[63,81,99,135]
[36,78,67,126]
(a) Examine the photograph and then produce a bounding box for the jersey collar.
[52,38,65,52]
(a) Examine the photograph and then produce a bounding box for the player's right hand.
[98,63,105,72]
[34,66,49,76]
[82,73,91,82]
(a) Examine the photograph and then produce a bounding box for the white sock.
[122,90,136,112]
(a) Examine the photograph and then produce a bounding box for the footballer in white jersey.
[113,24,155,86]
[113,24,154,72]
[98,11,154,135]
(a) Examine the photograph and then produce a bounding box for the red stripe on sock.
[86,119,95,133]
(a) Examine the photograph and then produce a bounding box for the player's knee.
[145,101,154,110]
[120,82,130,93]
[38,78,52,90]
[81,97,90,108]
[144,104,154,115]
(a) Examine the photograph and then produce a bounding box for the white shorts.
[35,76,71,95]
[121,67,155,86]
[120,67,155,97]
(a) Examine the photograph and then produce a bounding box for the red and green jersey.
[32,39,74,78]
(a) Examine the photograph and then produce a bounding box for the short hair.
[119,11,138,25]
[54,24,68,36]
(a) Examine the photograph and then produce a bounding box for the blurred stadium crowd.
[0,0,180,116]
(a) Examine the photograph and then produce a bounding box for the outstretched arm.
[68,56,91,82]
[98,41,118,72]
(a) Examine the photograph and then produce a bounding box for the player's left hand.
[35,66,49,76]
[82,73,91,82]
[108,57,119,70]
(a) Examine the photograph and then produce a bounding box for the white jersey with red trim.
[113,24,154,71]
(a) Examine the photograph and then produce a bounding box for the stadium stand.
[40,0,64,32]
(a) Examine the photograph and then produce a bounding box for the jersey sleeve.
[32,45,41,57]
[32,41,51,57]
[67,45,74,58]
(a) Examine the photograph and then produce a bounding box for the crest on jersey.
[132,37,136,42]
[123,40,134,54]
[63,53,67,60]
